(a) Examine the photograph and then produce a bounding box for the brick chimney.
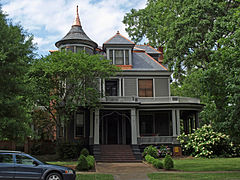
[158,46,164,63]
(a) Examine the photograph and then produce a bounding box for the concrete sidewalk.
[95,162,158,180]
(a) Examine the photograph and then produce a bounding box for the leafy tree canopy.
[29,51,119,137]
[124,0,240,143]
[0,6,35,142]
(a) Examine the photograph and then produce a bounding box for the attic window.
[108,49,130,65]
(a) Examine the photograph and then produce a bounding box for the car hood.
[42,164,74,171]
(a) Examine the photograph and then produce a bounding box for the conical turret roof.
[55,6,97,48]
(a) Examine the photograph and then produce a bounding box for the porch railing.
[101,96,200,104]
[138,136,179,145]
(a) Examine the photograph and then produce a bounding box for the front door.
[100,110,131,145]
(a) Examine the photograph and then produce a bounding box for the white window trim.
[107,48,132,65]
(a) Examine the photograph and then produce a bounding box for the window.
[138,79,153,97]
[75,112,84,137]
[108,49,130,65]
[76,46,84,52]
[0,154,13,163]
[16,155,35,165]
[140,114,153,135]
[105,80,118,96]
[115,50,124,65]
[66,46,74,52]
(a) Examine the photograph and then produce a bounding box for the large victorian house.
[54,7,203,161]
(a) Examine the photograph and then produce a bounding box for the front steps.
[97,145,142,162]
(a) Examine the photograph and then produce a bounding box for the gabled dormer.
[103,31,135,68]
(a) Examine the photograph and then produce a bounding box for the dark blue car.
[0,150,76,180]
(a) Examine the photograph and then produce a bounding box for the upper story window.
[138,79,153,97]
[105,79,118,96]
[61,45,94,55]
[108,49,130,65]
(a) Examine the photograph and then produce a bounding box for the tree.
[123,0,239,80]
[29,51,118,139]
[123,0,240,142]
[0,6,35,142]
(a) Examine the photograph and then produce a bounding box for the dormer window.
[108,49,131,65]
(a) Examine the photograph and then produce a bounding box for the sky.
[1,0,147,57]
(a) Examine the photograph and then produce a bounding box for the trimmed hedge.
[163,154,174,170]
[153,159,163,169]
[76,155,88,171]
[81,148,89,157]
[86,155,95,169]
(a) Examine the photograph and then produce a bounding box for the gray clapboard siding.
[155,78,169,96]
[124,78,137,96]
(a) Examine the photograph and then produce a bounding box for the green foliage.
[153,159,163,169]
[143,145,158,158]
[76,155,89,171]
[56,142,84,159]
[80,148,89,157]
[158,145,172,157]
[124,0,240,143]
[163,154,174,170]
[86,155,95,169]
[29,51,119,131]
[177,125,236,158]
[0,5,35,142]
[145,154,155,164]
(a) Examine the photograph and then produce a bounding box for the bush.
[80,148,89,157]
[145,154,155,164]
[56,142,84,160]
[158,145,172,157]
[177,124,234,158]
[163,154,174,170]
[153,159,163,169]
[86,155,95,169]
[76,155,89,171]
[143,145,158,158]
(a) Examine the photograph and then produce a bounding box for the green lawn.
[173,158,240,171]
[76,174,114,180]
[148,172,240,180]
[47,161,78,166]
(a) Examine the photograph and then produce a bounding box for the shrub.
[145,154,155,164]
[153,159,163,169]
[158,145,172,157]
[163,154,174,170]
[80,148,89,157]
[76,155,89,171]
[143,145,158,158]
[177,124,234,158]
[86,155,95,169]
[56,142,85,160]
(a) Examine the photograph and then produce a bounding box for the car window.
[0,154,13,163]
[16,155,35,165]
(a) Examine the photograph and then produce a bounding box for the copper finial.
[73,5,81,26]
[117,31,120,34]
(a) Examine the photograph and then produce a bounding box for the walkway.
[96,162,158,180]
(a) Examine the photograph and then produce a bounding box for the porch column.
[172,110,177,137]
[131,108,137,144]
[89,109,93,145]
[176,109,180,136]
[136,109,140,137]
[94,108,100,144]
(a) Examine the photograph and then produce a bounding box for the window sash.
[138,79,153,97]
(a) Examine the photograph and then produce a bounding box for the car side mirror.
[33,161,39,166]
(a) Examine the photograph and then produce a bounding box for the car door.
[14,154,43,180]
[0,153,14,179]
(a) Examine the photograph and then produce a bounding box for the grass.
[148,172,240,180]
[76,174,114,180]
[173,158,240,171]
[47,161,78,166]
